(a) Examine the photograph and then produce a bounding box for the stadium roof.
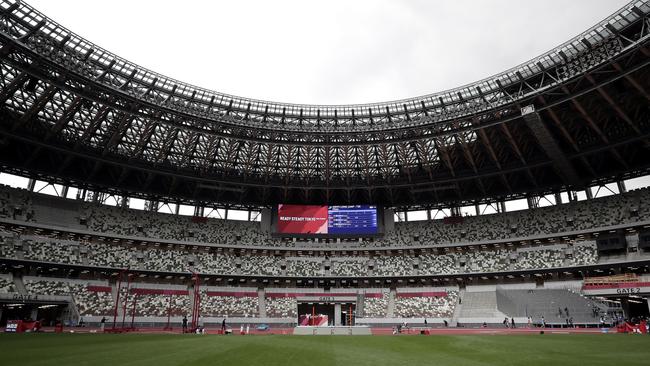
[0,0,648,207]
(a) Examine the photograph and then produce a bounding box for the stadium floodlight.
[520,104,535,116]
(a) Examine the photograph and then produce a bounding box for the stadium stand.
[22,277,114,316]
[363,290,390,318]
[285,258,322,277]
[495,288,603,324]
[456,291,505,321]
[373,256,414,276]
[0,0,648,336]
[0,274,15,293]
[393,291,458,318]
[82,203,273,246]
[200,289,260,318]
[380,188,650,248]
[1,184,649,251]
[330,258,367,276]
[85,241,138,269]
[265,297,298,319]
[23,237,82,265]
[417,253,457,275]
[120,285,190,317]
[0,233,603,277]
[0,185,34,222]
[0,234,16,258]
[194,252,236,275]
[139,247,188,272]
[239,256,283,276]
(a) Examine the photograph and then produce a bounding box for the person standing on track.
[222,318,227,334]
[182,315,188,333]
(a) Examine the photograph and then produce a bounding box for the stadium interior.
[0,0,649,351]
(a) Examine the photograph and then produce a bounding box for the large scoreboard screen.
[277,204,378,235]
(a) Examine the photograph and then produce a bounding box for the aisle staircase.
[457,291,506,324]
[450,289,464,326]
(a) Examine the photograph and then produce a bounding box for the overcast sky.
[26,0,629,105]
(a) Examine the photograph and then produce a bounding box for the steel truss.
[0,0,648,208]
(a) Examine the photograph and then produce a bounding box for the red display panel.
[277,204,328,234]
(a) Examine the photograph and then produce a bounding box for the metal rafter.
[563,85,629,169]
[0,0,644,133]
[499,123,539,187]
[0,0,647,207]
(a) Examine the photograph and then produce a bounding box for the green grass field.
[0,333,648,366]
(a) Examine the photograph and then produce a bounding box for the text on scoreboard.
[277,204,377,235]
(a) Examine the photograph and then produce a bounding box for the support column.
[27,179,36,192]
[258,288,266,318]
[426,210,431,220]
[120,196,129,209]
[567,190,576,202]
[61,185,69,199]
[617,181,627,194]
[555,192,563,205]
[585,187,593,200]
[474,204,480,216]
[334,303,341,326]
[527,197,538,209]
[500,201,506,213]
[147,200,158,212]
[174,203,180,215]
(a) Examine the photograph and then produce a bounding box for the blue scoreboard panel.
[327,205,378,235]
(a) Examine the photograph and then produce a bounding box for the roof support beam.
[12,82,58,130]
[433,139,463,198]
[45,95,84,141]
[76,104,112,147]
[103,112,137,156]
[475,126,512,193]
[499,123,538,188]
[617,64,650,101]
[563,86,628,170]
[433,139,456,178]
[537,96,580,153]
[455,131,487,195]
[541,100,598,179]
[180,132,201,167]
[585,74,644,136]
[156,127,180,163]
[521,105,581,187]
[133,114,160,159]
[0,71,28,104]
